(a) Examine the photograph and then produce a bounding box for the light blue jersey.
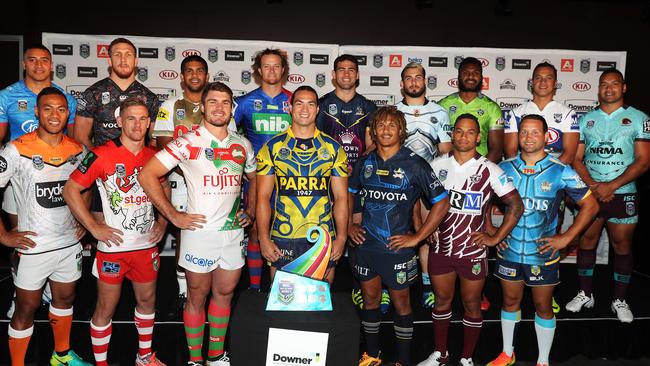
[0,81,76,141]
[579,105,650,194]
[498,155,590,265]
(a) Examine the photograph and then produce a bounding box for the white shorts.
[2,183,17,215]
[170,171,188,212]
[180,229,245,273]
[13,243,83,291]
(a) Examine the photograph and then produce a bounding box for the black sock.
[394,312,413,366]
[56,349,69,357]
[361,308,381,357]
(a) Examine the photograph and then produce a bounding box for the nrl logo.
[315,73,326,87]
[293,51,304,66]
[55,64,66,79]
[79,43,90,59]
[165,46,176,62]
[373,54,383,68]
[208,48,218,63]
[454,55,464,69]
[241,70,252,85]
[427,75,437,90]
[137,67,148,82]
[580,59,591,74]
[496,56,506,71]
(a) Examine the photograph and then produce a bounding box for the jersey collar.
[286,126,321,139]
[400,98,429,107]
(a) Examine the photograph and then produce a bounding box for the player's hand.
[237,210,253,228]
[537,234,572,258]
[170,211,206,230]
[497,241,509,251]
[330,237,346,262]
[260,239,281,263]
[0,230,37,250]
[149,220,167,244]
[592,182,616,202]
[74,221,87,241]
[426,231,438,245]
[387,233,419,250]
[348,223,366,245]
[469,231,501,248]
[89,224,123,247]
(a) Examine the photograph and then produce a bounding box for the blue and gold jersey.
[257,128,348,240]
[498,154,590,265]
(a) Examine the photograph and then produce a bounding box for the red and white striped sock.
[134,309,155,357]
[90,320,112,366]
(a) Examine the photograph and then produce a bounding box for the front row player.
[349,106,450,366]
[1,88,91,366]
[419,114,524,366]
[139,82,256,366]
[486,115,598,366]
[64,97,169,366]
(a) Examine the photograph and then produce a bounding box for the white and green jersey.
[579,105,650,194]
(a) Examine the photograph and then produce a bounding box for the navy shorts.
[494,257,560,286]
[354,247,418,290]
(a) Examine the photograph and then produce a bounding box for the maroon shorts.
[94,247,160,284]
[598,193,638,220]
[428,253,488,281]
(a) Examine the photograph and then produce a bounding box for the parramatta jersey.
[0,81,76,141]
[430,153,516,259]
[76,78,159,146]
[233,87,292,153]
[152,96,203,139]
[505,100,578,156]
[257,128,348,240]
[317,91,376,169]
[579,105,650,194]
[349,147,447,254]
[156,126,256,231]
[438,93,504,157]
[70,139,157,252]
[498,154,590,265]
[396,99,451,162]
[0,132,85,254]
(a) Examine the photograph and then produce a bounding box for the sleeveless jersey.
[396,99,451,162]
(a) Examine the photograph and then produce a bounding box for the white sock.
[500,309,520,356]
[534,314,555,365]
[176,270,187,296]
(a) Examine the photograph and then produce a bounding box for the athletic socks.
[90,320,112,366]
[247,241,263,289]
[207,301,230,361]
[134,309,155,357]
[394,313,413,366]
[8,324,33,366]
[360,308,381,358]
[184,309,206,362]
[613,253,633,300]
[432,309,452,354]
[49,305,73,354]
[461,314,483,359]
[577,248,597,296]
[500,309,520,357]
[176,270,187,296]
[534,314,556,365]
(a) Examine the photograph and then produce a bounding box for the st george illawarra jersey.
[0,131,86,254]
[430,152,516,260]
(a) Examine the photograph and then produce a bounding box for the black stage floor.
[1,255,649,365]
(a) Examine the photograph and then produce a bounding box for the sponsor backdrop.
[43,33,625,264]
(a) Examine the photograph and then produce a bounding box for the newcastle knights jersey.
[76,78,159,146]
[396,99,451,162]
[317,91,377,169]
[430,153,516,259]
[349,147,447,254]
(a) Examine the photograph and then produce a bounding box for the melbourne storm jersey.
[505,100,579,156]
[156,126,256,231]
[438,93,504,157]
[233,87,292,154]
[70,139,158,253]
[579,106,650,194]
[349,147,447,254]
[430,153,516,260]
[396,99,451,162]
[0,132,85,254]
[76,78,159,146]
[317,91,377,169]
[0,81,76,141]
[152,96,203,139]
[257,128,348,240]
[498,155,590,265]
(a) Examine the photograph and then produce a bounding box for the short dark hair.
[333,54,359,71]
[599,68,625,83]
[201,82,233,105]
[401,61,426,80]
[181,55,208,74]
[369,106,408,145]
[459,57,483,73]
[36,87,66,106]
[533,62,557,80]
[252,48,289,82]
[520,114,548,133]
[23,44,51,58]
[109,37,136,55]
[291,86,318,105]
[454,113,480,132]
[119,96,148,116]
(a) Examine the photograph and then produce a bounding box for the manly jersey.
[152,96,203,139]
[233,87,292,154]
[430,153,516,259]
[579,105,650,194]
[76,78,159,146]
[257,128,348,240]
[438,93,504,157]
[505,100,579,156]
[0,81,76,141]
[0,132,85,254]
[349,147,447,254]
[396,99,451,162]
[317,91,377,169]
[498,155,590,265]
[156,126,256,231]
[70,139,157,252]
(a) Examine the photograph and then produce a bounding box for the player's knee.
[610,240,633,255]
[461,296,482,315]
[433,293,453,310]
[533,300,553,316]
[502,294,522,309]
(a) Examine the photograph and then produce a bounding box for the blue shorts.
[494,257,560,286]
[271,237,337,269]
[354,246,418,290]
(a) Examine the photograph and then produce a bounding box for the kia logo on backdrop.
[159,70,179,80]
[287,74,305,84]
[477,58,490,67]
[182,49,201,57]
[448,78,459,88]
[572,82,591,92]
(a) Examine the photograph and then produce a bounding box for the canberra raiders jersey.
[505,100,579,156]
[579,105,650,194]
[257,128,348,240]
[396,99,451,162]
[156,126,256,231]
[76,78,159,146]
[430,153,515,260]
[317,91,377,168]
[0,132,85,254]
[498,154,590,265]
[233,87,292,154]
[349,147,447,254]
[152,96,203,139]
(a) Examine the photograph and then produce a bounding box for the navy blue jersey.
[349,147,447,253]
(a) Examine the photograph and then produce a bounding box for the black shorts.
[494,257,560,286]
[354,247,418,290]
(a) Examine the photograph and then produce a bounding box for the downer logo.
[370,76,389,87]
[35,181,67,208]
[272,353,317,364]
[77,67,98,78]
[52,44,73,55]
[138,48,159,58]
[310,54,329,64]
[225,50,245,61]
[428,57,448,67]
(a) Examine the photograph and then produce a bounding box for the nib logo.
[252,113,291,134]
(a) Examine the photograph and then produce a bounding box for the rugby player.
[567,69,650,323]
[64,97,169,366]
[139,82,256,366]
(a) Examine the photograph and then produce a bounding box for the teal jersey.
[579,105,650,194]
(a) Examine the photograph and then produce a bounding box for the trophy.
[266,226,333,311]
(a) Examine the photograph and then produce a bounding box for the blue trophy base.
[266,270,333,311]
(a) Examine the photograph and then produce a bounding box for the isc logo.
[449,190,483,214]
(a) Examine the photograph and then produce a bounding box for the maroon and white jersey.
[430,152,516,259]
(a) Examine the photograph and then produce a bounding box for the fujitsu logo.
[203,174,242,189]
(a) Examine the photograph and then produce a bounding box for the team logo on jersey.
[32,155,44,170]
[176,108,186,120]
[164,46,175,61]
[293,51,304,66]
[282,101,290,113]
[469,174,482,184]
[438,169,447,181]
[586,120,595,129]
[278,147,291,160]
[278,279,296,305]
[392,168,405,179]
[354,106,363,116]
[204,148,215,161]
[396,271,406,285]
[55,64,66,79]
[553,113,562,123]
[153,257,159,271]
[454,56,464,69]
[253,99,263,111]
[626,202,636,216]
[430,116,439,125]
[541,181,552,192]
[115,163,126,178]
[580,59,591,74]
[315,73,326,87]
[327,103,338,115]
[241,70,252,85]
[531,265,541,276]
[364,164,373,178]
[79,43,90,59]
[208,48,218,63]
[373,54,383,68]
[17,100,28,112]
[137,67,148,82]
[101,91,110,105]
[496,56,506,71]
[427,75,437,90]
[67,154,79,165]
[621,118,632,126]
[318,148,330,160]
[472,263,482,275]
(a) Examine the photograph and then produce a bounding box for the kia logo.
[448,78,458,88]
[478,58,490,67]
[572,82,591,92]
[182,49,201,57]
[287,74,305,84]
[159,70,179,80]
[548,128,560,144]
